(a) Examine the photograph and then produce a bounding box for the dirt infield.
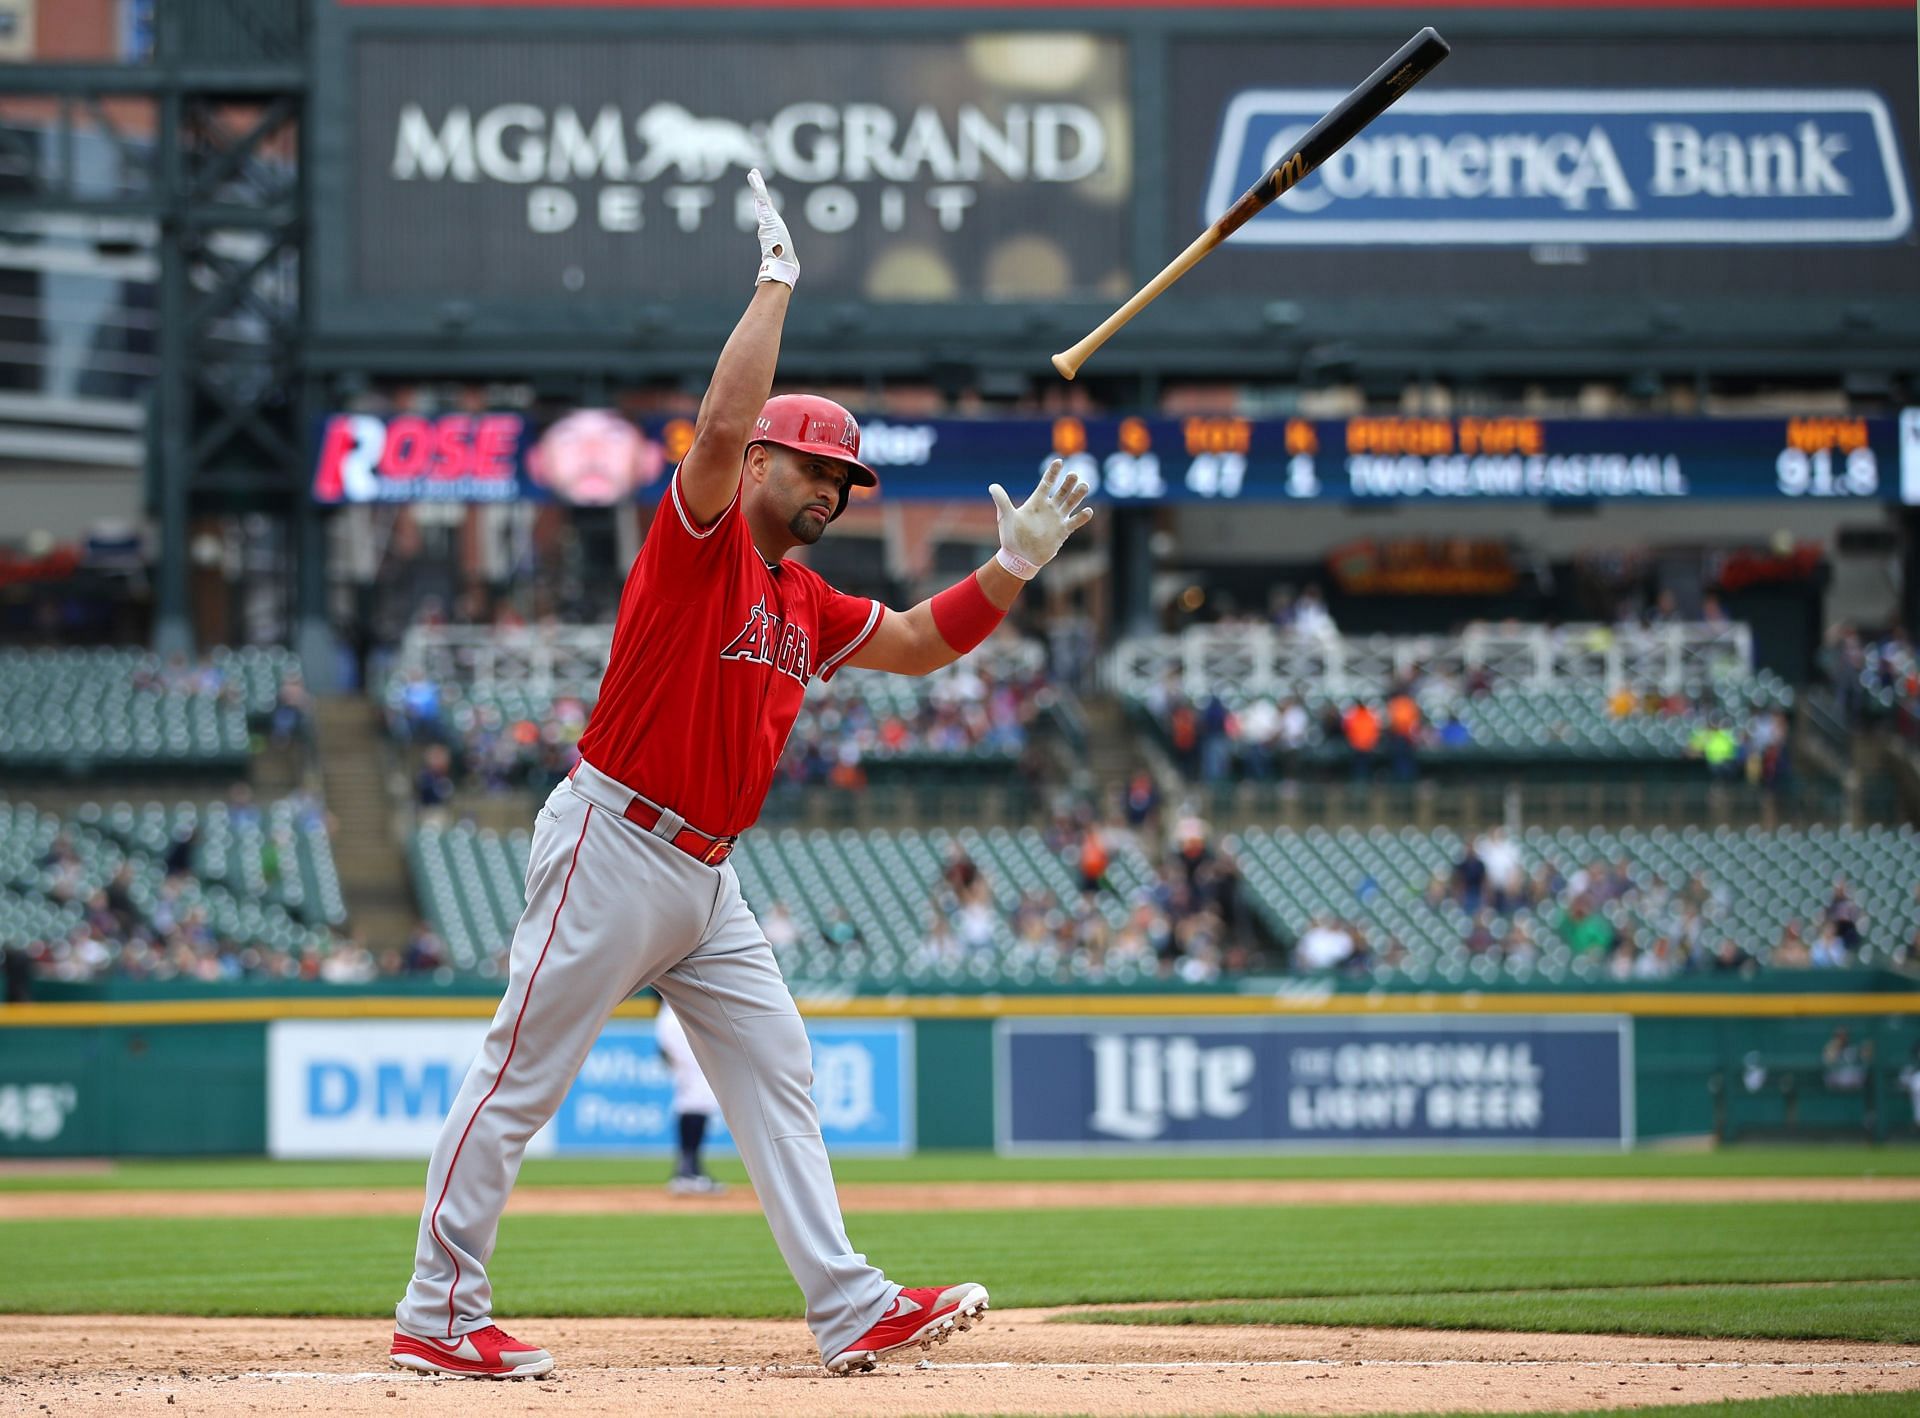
[3,1311,1916,1417]
[7,1174,1920,1220]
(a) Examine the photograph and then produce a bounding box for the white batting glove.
[748,169,798,289]
[988,459,1094,581]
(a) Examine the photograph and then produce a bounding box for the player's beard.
[787,504,829,545]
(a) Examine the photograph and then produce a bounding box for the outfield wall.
[2,996,1916,1157]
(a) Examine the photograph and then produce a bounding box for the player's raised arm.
[677,169,798,526]
[848,459,1093,677]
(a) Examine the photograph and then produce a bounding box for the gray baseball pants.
[396,762,898,1359]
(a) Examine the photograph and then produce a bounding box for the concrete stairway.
[313,696,414,953]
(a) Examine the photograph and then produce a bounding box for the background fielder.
[389,170,1092,1380]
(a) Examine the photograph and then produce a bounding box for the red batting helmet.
[749,394,879,521]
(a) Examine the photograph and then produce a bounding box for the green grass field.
[5,1148,1916,1416]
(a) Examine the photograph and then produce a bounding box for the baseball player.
[391,169,1092,1380]
[655,998,726,1196]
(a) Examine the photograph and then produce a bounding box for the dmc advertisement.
[1172,35,1918,299]
[312,410,1911,506]
[267,1018,912,1159]
[995,1017,1633,1153]
[342,31,1128,304]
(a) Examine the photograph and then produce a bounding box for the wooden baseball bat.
[1051,26,1451,381]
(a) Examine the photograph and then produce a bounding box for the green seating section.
[1235,822,1917,984]
[1135,673,1794,769]
[387,668,1035,776]
[0,647,296,772]
[0,796,346,953]
[411,823,1156,985]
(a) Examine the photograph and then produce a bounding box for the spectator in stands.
[1606,937,1640,981]
[1292,585,1337,643]
[1453,840,1488,916]
[1708,938,1757,977]
[1384,684,1421,781]
[1772,920,1812,969]
[42,834,84,904]
[1295,915,1356,972]
[1238,696,1282,780]
[415,744,456,825]
[1122,769,1161,830]
[1825,877,1864,952]
[1278,696,1312,774]
[1435,711,1472,749]
[228,783,262,832]
[402,922,446,975]
[397,670,443,743]
[1636,936,1679,980]
[1810,918,1852,969]
[1476,826,1523,914]
[1199,692,1234,784]
[1687,716,1739,776]
[162,824,197,882]
[955,890,998,957]
[1558,895,1616,956]
[1078,824,1111,896]
[1342,700,1381,781]
[272,669,311,746]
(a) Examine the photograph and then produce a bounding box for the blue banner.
[1207,90,1911,246]
[996,1017,1631,1152]
[313,411,1910,506]
[554,1020,913,1156]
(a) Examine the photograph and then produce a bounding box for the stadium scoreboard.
[312,412,1916,506]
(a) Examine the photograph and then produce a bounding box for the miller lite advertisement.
[332,29,1129,311]
[995,1017,1633,1152]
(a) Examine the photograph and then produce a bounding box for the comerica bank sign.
[1206,90,1912,244]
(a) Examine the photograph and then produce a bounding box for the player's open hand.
[988,459,1094,581]
[749,169,799,289]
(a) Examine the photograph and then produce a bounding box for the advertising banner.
[557,1021,912,1156]
[267,1018,911,1158]
[312,410,1910,506]
[342,31,1128,305]
[1172,36,1919,300]
[995,1017,1632,1152]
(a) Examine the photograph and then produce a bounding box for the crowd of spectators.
[393,651,1055,806]
[127,652,312,747]
[1149,667,1776,787]
[1289,825,1885,979]
[6,787,370,991]
[1826,621,1920,734]
[748,785,1271,986]
[775,659,1050,793]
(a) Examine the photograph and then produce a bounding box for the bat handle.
[1052,228,1222,381]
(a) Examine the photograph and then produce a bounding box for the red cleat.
[826,1282,990,1374]
[390,1323,554,1378]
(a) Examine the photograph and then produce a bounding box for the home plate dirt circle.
[5,1312,1916,1416]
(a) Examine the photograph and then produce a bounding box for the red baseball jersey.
[576,468,884,836]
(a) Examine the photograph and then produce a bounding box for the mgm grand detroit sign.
[387,98,1110,241]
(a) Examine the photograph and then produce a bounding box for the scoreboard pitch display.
[946,414,1907,505]
[311,411,1915,506]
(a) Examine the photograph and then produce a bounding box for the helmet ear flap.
[830,479,851,522]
